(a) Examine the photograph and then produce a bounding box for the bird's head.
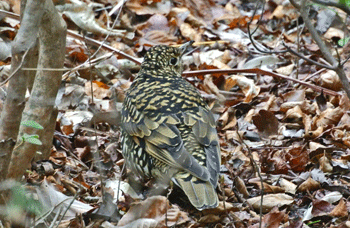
[140,41,193,76]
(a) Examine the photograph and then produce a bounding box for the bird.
[120,42,221,210]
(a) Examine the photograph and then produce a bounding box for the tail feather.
[173,173,218,210]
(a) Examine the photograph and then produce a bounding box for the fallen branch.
[183,68,341,96]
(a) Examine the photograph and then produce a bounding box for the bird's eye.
[170,57,178,65]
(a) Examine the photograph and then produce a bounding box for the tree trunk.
[0,0,66,181]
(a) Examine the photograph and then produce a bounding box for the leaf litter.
[1,0,350,227]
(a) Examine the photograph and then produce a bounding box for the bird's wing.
[121,101,211,182]
[182,107,221,187]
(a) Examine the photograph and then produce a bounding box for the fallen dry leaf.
[329,199,348,217]
[85,81,112,99]
[297,177,320,192]
[117,196,189,227]
[275,63,294,76]
[247,193,294,213]
[319,155,333,173]
[198,214,220,224]
[260,207,286,228]
[278,178,297,195]
[235,176,249,197]
[314,107,344,128]
[320,70,343,91]
[224,75,260,102]
[252,110,279,138]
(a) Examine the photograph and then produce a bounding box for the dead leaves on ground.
[1,0,350,227]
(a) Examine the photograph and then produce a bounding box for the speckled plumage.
[120,43,221,210]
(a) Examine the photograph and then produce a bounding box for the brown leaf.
[74,146,91,161]
[203,76,226,102]
[315,91,327,112]
[261,208,286,228]
[138,30,178,49]
[297,177,320,192]
[202,201,241,215]
[282,89,305,102]
[330,199,348,217]
[286,147,308,173]
[117,196,189,227]
[261,150,290,174]
[182,0,215,22]
[234,176,249,197]
[227,15,260,28]
[247,193,293,213]
[252,110,279,138]
[324,28,344,40]
[67,43,88,63]
[198,214,220,224]
[285,105,303,123]
[85,81,112,99]
[137,14,170,34]
[251,181,284,194]
[311,199,334,217]
[222,114,237,131]
[320,70,343,91]
[61,122,74,135]
[271,5,286,19]
[126,0,171,15]
[278,178,297,195]
[180,22,201,42]
[319,155,333,173]
[225,75,260,102]
[275,63,294,76]
[314,107,344,128]
[339,94,350,110]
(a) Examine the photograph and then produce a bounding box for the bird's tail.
[173,172,218,210]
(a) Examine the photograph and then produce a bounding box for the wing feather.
[185,107,221,187]
[121,103,211,182]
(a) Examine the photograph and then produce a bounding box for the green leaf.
[21,120,44,130]
[25,137,42,145]
[339,0,350,6]
[338,37,350,47]
[8,184,42,215]
[22,133,42,145]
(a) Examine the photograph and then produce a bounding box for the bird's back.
[121,44,221,210]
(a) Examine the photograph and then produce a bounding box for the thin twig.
[53,189,80,228]
[0,48,30,87]
[0,10,142,65]
[295,14,300,79]
[250,1,265,36]
[302,68,326,81]
[282,42,336,70]
[67,30,142,64]
[247,2,288,54]
[183,68,341,96]
[62,52,114,80]
[341,54,350,67]
[290,0,350,99]
[21,68,70,71]
[87,0,126,61]
[236,125,264,228]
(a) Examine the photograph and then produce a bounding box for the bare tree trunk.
[6,0,66,180]
[0,0,43,182]
[0,0,66,183]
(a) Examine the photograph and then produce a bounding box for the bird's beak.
[179,41,194,56]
